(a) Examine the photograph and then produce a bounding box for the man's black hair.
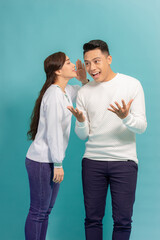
[83,40,110,56]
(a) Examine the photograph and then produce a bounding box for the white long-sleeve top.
[75,73,147,163]
[26,84,80,167]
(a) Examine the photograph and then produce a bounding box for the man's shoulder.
[118,73,141,88]
[119,73,139,83]
[78,80,95,94]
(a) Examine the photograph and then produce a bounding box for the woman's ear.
[55,69,62,76]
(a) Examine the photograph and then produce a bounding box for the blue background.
[0,0,160,239]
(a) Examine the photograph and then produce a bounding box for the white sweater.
[75,73,147,163]
[26,84,80,167]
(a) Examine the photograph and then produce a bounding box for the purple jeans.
[82,158,138,240]
[25,158,60,240]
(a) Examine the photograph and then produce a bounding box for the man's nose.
[90,63,96,71]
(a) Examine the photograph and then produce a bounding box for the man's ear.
[55,69,62,76]
[107,55,112,65]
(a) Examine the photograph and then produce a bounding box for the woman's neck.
[54,78,69,93]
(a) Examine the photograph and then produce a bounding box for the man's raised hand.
[67,106,85,122]
[108,99,133,119]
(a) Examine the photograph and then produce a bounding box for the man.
[68,40,147,240]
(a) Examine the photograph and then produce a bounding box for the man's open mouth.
[92,72,101,78]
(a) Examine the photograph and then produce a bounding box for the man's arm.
[108,82,147,134]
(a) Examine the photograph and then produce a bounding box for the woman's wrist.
[54,162,62,168]
[82,79,89,85]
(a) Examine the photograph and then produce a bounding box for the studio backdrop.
[0,0,160,239]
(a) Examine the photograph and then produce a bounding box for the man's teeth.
[92,72,100,76]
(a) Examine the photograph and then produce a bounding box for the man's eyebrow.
[84,57,101,62]
[66,58,70,61]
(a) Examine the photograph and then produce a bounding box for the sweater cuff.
[54,162,62,168]
[122,113,132,124]
[76,120,87,127]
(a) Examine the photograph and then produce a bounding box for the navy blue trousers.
[82,158,138,240]
[25,158,60,240]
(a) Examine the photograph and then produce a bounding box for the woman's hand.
[67,106,85,122]
[53,167,64,183]
[76,59,88,84]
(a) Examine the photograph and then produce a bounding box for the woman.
[25,52,87,240]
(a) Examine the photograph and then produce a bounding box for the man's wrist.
[122,113,132,123]
[76,120,86,127]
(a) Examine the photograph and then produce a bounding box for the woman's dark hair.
[27,52,66,140]
[83,40,110,56]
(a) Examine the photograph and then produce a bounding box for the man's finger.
[127,99,134,108]
[115,101,122,110]
[67,106,73,113]
[67,106,77,116]
[75,108,81,115]
[67,106,77,112]
[109,104,118,112]
[108,108,116,113]
[121,99,126,109]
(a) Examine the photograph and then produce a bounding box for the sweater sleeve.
[75,91,90,140]
[122,81,147,134]
[45,91,64,167]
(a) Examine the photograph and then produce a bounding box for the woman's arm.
[45,91,64,167]
[66,59,89,103]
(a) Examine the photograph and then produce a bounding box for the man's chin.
[94,78,102,82]
[91,75,102,82]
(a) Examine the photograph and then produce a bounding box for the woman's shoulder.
[43,85,63,104]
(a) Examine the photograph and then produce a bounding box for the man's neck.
[103,70,117,82]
